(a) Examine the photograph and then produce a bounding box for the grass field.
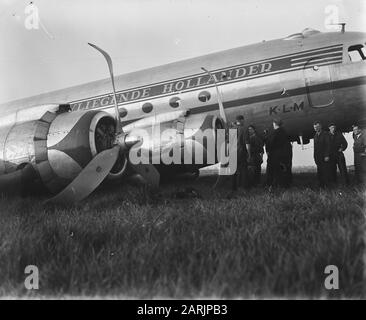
[0,168,365,298]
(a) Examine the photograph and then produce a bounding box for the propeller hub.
[114,133,142,152]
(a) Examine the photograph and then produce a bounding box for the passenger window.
[348,44,366,62]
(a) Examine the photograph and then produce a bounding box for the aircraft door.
[303,60,334,108]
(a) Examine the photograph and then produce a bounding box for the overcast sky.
[0,0,364,166]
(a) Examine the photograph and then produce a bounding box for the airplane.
[0,27,365,203]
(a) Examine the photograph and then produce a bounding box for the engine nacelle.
[44,110,117,192]
[126,112,224,174]
[183,113,225,166]
[0,107,127,193]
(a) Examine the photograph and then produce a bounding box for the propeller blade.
[88,43,121,133]
[213,129,239,189]
[129,163,160,189]
[201,67,227,124]
[45,145,120,205]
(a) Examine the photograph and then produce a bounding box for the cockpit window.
[348,44,366,62]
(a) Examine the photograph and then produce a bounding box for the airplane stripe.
[291,56,343,67]
[291,50,343,62]
[170,60,343,96]
[304,59,343,68]
[69,44,344,108]
[203,45,344,74]
[70,59,343,112]
[288,46,343,61]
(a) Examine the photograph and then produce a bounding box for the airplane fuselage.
[1,29,366,197]
[1,29,365,144]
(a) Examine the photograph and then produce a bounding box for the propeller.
[201,67,227,124]
[45,146,120,204]
[45,44,160,204]
[87,43,121,133]
[201,67,236,187]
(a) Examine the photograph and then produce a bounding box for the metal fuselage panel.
[0,31,365,142]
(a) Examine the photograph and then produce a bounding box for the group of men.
[231,116,292,190]
[230,115,366,190]
[313,121,366,188]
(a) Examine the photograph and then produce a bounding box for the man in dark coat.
[352,124,366,185]
[231,115,249,190]
[247,125,264,186]
[265,119,292,188]
[313,121,331,188]
[328,123,349,185]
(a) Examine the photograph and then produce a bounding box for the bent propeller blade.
[88,42,121,132]
[45,145,120,205]
[201,67,227,124]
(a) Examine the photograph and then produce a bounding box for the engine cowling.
[0,107,127,194]
[125,112,224,175]
[183,113,225,166]
[43,110,115,192]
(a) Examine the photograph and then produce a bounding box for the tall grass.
[0,172,364,298]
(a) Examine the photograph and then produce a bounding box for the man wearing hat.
[265,118,292,188]
[328,123,349,185]
[313,121,331,188]
[352,124,366,185]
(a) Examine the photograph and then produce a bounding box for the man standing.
[352,124,366,185]
[328,123,349,185]
[247,125,264,186]
[231,115,249,190]
[265,119,292,188]
[313,121,331,188]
